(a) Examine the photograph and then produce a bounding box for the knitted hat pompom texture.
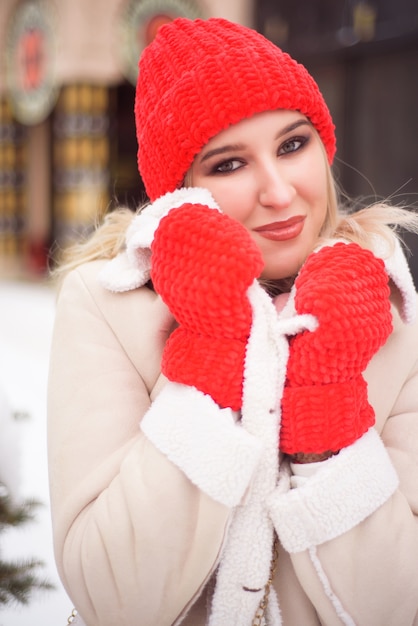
[135,17,336,201]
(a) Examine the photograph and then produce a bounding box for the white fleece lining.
[375,234,416,324]
[268,428,399,553]
[140,381,262,508]
[99,188,220,292]
[308,546,356,626]
[206,282,315,625]
[207,282,318,625]
[208,281,286,626]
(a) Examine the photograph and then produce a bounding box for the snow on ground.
[0,279,73,626]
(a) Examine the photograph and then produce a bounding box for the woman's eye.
[279,136,307,155]
[213,159,243,174]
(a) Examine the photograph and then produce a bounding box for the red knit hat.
[135,17,336,201]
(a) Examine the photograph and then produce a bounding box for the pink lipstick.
[253,216,305,241]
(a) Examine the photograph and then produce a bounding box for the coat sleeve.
[268,299,418,626]
[47,264,261,626]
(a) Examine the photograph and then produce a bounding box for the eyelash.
[279,135,309,155]
[210,134,309,175]
[212,159,243,174]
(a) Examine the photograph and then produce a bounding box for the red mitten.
[280,242,392,455]
[151,203,264,410]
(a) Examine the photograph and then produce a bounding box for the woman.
[48,17,418,626]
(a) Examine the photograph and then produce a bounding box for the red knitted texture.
[151,204,264,410]
[280,243,393,455]
[135,17,336,200]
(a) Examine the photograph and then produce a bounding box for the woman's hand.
[280,242,393,457]
[151,202,264,410]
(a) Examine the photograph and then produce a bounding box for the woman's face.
[189,109,329,280]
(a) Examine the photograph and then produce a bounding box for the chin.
[261,262,301,282]
[260,245,309,282]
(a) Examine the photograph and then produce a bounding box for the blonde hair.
[50,207,136,286]
[317,136,418,252]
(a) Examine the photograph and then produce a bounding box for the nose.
[258,162,295,210]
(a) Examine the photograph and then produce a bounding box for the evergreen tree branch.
[0,485,55,607]
[0,558,54,606]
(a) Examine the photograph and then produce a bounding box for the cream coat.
[48,248,418,626]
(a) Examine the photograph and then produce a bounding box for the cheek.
[301,160,328,221]
[203,182,254,225]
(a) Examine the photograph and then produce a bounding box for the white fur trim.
[99,187,220,292]
[382,237,417,324]
[208,282,287,626]
[208,281,319,624]
[366,233,416,324]
[268,428,399,553]
[125,187,220,258]
[99,248,152,292]
[140,382,262,507]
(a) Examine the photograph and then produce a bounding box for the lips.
[253,216,306,241]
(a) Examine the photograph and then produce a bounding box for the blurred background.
[0,0,417,624]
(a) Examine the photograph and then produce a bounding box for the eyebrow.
[275,119,311,138]
[199,143,246,163]
[199,119,311,164]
